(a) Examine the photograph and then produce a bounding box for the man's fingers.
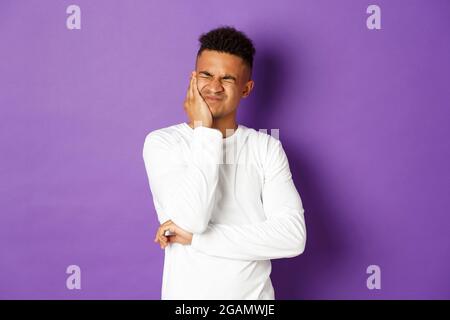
[154,221,191,248]
[163,226,175,237]
[157,227,168,246]
[161,238,168,249]
[185,73,193,102]
[154,221,173,249]
[161,225,174,242]
[159,230,169,242]
[158,227,165,240]
[186,72,193,101]
[189,71,196,101]
[155,235,168,249]
[154,227,161,242]
[193,72,202,98]
[158,222,171,237]
[154,220,173,246]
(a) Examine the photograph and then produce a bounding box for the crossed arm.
[143,126,307,261]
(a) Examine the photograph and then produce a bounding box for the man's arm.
[190,138,307,261]
[143,126,222,234]
[143,72,222,234]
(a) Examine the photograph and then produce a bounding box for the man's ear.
[242,79,255,98]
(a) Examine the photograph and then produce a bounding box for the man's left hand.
[154,219,193,249]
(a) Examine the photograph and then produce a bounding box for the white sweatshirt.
[142,122,306,300]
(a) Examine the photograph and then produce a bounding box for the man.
[142,26,306,299]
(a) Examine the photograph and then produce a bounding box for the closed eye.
[199,72,212,78]
[198,71,236,83]
[223,77,235,83]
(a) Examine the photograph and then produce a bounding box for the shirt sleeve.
[142,126,223,234]
[190,137,307,261]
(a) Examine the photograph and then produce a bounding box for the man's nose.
[208,78,224,93]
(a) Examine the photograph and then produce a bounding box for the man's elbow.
[293,236,306,256]
[290,217,307,257]
[284,236,306,258]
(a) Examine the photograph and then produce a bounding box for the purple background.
[1,0,449,299]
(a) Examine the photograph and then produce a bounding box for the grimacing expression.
[195,50,255,119]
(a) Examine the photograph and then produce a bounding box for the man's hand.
[183,71,213,128]
[154,219,193,249]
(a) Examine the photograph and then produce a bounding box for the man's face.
[195,50,254,119]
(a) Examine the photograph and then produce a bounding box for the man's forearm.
[191,177,307,260]
[143,126,223,234]
[191,211,306,261]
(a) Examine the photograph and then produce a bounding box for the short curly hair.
[196,26,256,74]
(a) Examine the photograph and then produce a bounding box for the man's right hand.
[183,71,213,128]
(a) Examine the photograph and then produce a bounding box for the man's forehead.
[196,50,246,73]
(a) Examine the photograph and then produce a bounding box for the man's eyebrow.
[198,71,237,81]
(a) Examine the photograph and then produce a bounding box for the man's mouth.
[205,95,223,102]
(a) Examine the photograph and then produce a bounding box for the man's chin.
[208,105,222,117]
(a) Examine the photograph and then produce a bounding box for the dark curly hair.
[196,26,256,75]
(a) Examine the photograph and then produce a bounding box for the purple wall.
[1,0,449,299]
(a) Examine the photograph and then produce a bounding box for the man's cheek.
[197,81,208,91]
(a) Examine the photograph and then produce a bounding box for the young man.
[142,26,306,299]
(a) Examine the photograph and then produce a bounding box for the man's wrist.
[192,120,212,129]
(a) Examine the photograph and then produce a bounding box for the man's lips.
[204,95,224,101]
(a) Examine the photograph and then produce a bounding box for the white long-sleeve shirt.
[142,122,306,299]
